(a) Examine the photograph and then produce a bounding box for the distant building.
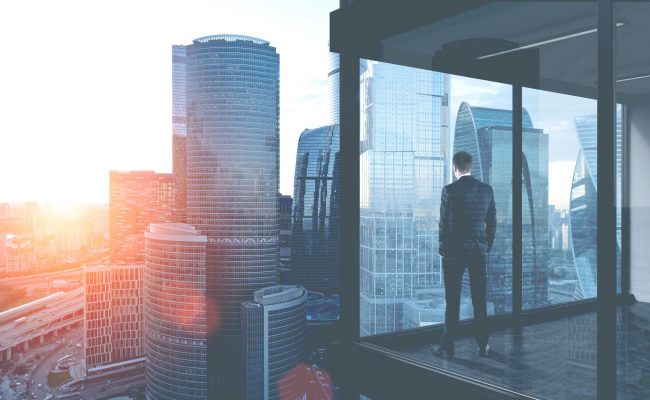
[4,235,32,274]
[144,223,207,400]
[242,285,308,400]
[291,125,341,292]
[359,61,450,335]
[84,263,144,371]
[570,114,623,299]
[109,171,175,263]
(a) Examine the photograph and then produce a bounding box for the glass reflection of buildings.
[359,61,450,335]
[453,102,549,313]
[570,114,623,299]
[291,125,341,293]
[183,34,280,391]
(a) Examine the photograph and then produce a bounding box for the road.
[28,327,84,399]
[0,267,83,287]
[0,288,84,352]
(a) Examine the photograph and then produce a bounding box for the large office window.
[359,60,512,337]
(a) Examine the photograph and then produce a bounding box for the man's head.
[452,151,473,179]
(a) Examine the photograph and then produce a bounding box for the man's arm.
[486,186,497,253]
[439,186,452,257]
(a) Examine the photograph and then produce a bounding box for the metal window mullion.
[513,85,523,315]
[340,52,361,344]
[597,0,617,399]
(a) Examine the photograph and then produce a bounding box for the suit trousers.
[441,254,489,349]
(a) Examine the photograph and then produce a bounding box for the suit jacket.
[439,175,496,258]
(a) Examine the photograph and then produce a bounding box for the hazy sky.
[1,0,592,209]
[0,0,338,203]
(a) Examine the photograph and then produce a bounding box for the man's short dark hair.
[453,151,473,174]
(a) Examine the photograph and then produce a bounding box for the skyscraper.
[359,61,450,335]
[172,45,187,223]
[144,223,207,400]
[570,114,623,299]
[183,34,280,390]
[291,125,341,292]
[109,171,175,263]
[242,285,308,400]
[84,263,144,371]
[453,102,549,313]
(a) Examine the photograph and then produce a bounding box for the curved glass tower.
[242,285,308,400]
[184,34,279,390]
[570,114,622,299]
[453,102,548,313]
[144,223,207,400]
[291,125,340,292]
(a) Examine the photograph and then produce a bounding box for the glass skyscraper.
[570,114,623,299]
[359,61,449,336]
[183,34,280,391]
[144,223,207,400]
[453,102,549,313]
[242,285,308,400]
[291,125,341,292]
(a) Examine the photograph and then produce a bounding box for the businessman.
[433,151,496,358]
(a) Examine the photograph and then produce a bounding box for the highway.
[0,288,84,359]
[0,267,83,287]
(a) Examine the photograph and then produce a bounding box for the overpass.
[0,287,84,362]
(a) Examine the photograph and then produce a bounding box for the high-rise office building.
[172,45,187,223]
[291,125,341,292]
[183,34,280,390]
[242,285,308,400]
[570,114,623,299]
[109,171,175,263]
[359,61,450,335]
[4,235,32,274]
[84,263,144,371]
[144,223,207,400]
[326,53,368,126]
[453,102,549,313]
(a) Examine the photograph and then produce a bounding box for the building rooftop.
[192,34,269,45]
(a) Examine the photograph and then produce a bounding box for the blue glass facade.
[570,114,623,299]
[291,125,341,292]
[359,61,450,336]
[184,34,280,389]
[453,102,548,313]
[242,285,307,400]
[144,223,207,400]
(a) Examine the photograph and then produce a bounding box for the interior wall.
[629,98,650,302]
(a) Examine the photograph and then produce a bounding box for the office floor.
[381,302,650,400]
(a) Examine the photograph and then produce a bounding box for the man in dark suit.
[432,151,496,358]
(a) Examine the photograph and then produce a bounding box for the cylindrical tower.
[184,34,280,389]
[242,285,308,400]
[144,223,207,400]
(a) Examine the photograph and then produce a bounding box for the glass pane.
[359,60,512,337]
[522,89,598,307]
[359,60,451,336]
[616,2,650,400]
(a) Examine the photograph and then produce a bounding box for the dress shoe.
[431,345,454,358]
